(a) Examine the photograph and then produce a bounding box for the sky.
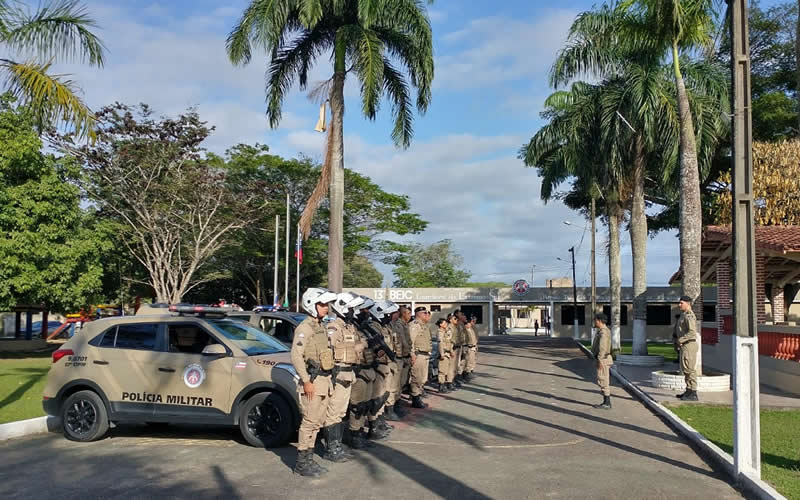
[50,0,778,288]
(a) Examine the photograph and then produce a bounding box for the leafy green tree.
[226,0,435,292]
[343,255,383,288]
[391,239,470,288]
[0,95,109,312]
[1,0,105,138]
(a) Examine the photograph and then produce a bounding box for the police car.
[226,307,308,344]
[41,305,301,447]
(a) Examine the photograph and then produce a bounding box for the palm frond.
[1,58,95,139]
[348,26,384,120]
[226,0,299,66]
[2,0,105,66]
[382,58,412,148]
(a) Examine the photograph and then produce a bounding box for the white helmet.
[302,287,337,318]
[359,296,375,311]
[370,300,398,321]
[332,292,365,317]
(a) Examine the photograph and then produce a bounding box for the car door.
[90,321,164,419]
[147,320,234,421]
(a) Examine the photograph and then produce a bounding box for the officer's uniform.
[291,317,335,453]
[347,324,376,443]
[409,319,431,396]
[591,324,613,396]
[373,321,397,418]
[676,309,699,391]
[450,322,464,381]
[367,319,391,424]
[438,325,454,385]
[323,318,358,427]
[391,318,412,404]
[464,323,478,375]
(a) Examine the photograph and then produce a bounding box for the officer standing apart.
[591,313,613,410]
[446,313,461,391]
[450,310,464,388]
[291,287,338,477]
[463,315,479,382]
[436,318,453,393]
[409,307,432,408]
[675,295,699,401]
[390,306,412,418]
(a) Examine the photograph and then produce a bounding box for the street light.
[557,248,579,339]
[564,218,596,334]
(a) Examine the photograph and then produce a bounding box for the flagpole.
[284,193,290,308]
[273,214,279,308]
[296,223,301,312]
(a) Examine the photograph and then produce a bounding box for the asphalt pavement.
[0,336,742,499]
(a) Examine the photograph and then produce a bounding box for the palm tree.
[0,0,104,138]
[226,0,434,292]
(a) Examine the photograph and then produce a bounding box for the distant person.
[675,296,699,401]
[590,313,613,409]
[534,319,539,336]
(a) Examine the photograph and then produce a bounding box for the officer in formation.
[674,295,699,401]
[463,315,479,382]
[387,306,412,420]
[408,306,433,408]
[436,317,454,393]
[590,313,613,409]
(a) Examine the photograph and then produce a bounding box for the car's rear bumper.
[42,397,58,416]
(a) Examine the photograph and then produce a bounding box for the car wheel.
[239,392,293,448]
[61,390,109,442]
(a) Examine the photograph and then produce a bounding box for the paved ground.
[615,362,800,408]
[0,336,742,499]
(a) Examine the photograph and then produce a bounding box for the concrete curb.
[0,416,61,441]
[573,340,785,500]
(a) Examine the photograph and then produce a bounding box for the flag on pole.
[295,230,303,265]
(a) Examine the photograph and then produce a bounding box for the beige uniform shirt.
[409,319,432,353]
[291,317,330,384]
[677,310,698,344]
[439,327,454,358]
[591,326,613,366]
[465,324,478,346]
[391,318,412,357]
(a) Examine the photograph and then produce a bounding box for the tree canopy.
[391,239,471,288]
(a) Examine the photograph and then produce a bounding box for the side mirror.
[201,344,227,356]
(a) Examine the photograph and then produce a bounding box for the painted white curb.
[0,416,61,441]
[574,340,785,500]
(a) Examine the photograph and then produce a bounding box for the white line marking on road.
[384,439,584,449]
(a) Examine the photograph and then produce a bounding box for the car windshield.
[291,314,307,323]
[208,319,289,355]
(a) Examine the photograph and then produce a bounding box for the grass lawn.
[666,404,800,499]
[580,340,679,363]
[0,352,52,424]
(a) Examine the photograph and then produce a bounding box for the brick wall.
[772,286,785,324]
[717,260,731,337]
[756,254,766,324]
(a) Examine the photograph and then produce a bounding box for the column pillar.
[717,260,731,337]
[771,286,785,324]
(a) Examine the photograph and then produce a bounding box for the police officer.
[463,315,479,382]
[451,310,466,387]
[343,297,377,450]
[291,287,338,477]
[436,317,453,393]
[675,295,699,401]
[409,306,432,408]
[591,313,613,409]
[359,297,393,440]
[446,313,460,391]
[389,305,412,419]
[369,301,399,428]
[323,292,365,461]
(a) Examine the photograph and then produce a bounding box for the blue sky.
[57,0,772,288]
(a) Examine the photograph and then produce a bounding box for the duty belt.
[416,350,430,355]
[465,344,476,348]
[444,350,452,354]
[399,355,411,359]
[335,365,354,372]
[453,344,462,348]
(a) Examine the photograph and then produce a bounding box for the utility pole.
[530,265,536,286]
[569,246,578,339]
[273,215,280,308]
[730,0,760,479]
[591,197,597,332]
[284,193,290,308]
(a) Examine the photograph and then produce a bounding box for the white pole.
[296,224,301,312]
[274,214,279,307]
[285,193,290,308]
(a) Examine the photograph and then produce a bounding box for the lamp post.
[558,249,580,339]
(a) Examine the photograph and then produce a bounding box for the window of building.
[703,305,716,323]
[646,305,672,325]
[430,305,441,312]
[460,305,483,324]
[602,305,628,326]
[561,305,586,325]
[112,323,159,350]
[167,324,219,354]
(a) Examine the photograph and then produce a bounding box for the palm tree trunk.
[631,133,648,356]
[673,41,703,376]
[608,203,622,352]
[327,33,347,292]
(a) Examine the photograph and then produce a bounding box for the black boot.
[345,427,371,449]
[368,420,390,440]
[676,390,688,399]
[438,383,448,393]
[294,449,323,477]
[463,372,472,383]
[322,425,348,462]
[593,395,612,409]
[334,423,355,459]
[682,389,699,401]
[394,401,408,418]
[446,383,454,392]
[378,414,393,432]
[411,395,427,409]
[384,405,399,421]
[453,376,463,388]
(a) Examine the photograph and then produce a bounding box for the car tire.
[61,390,109,442]
[239,392,293,448]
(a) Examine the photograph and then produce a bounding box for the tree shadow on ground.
[0,369,47,409]
[411,407,527,450]
[479,363,583,381]
[564,385,636,401]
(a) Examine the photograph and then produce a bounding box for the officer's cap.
[414,306,429,314]
[594,313,608,324]
[679,295,693,303]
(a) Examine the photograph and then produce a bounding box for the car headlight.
[276,363,299,382]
